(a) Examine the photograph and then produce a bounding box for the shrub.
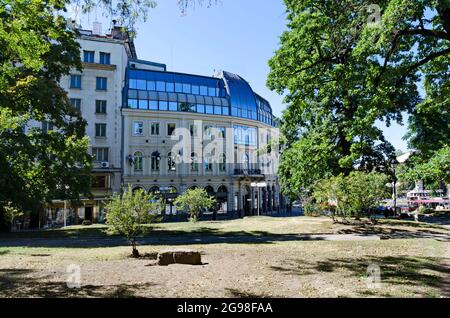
[106,186,162,258]
[174,188,216,222]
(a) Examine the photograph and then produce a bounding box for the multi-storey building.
[44,26,283,225]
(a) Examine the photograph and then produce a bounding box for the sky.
[74,0,409,152]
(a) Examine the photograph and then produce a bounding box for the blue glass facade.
[124,67,275,126]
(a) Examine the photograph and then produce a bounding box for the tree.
[313,171,389,221]
[105,186,161,257]
[269,0,450,196]
[0,0,93,227]
[174,188,216,222]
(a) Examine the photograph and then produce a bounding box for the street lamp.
[251,182,267,216]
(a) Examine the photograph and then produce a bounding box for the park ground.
[0,216,449,298]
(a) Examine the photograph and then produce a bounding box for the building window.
[156,81,166,91]
[167,123,176,136]
[149,100,158,110]
[191,152,199,172]
[167,152,176,171]
[206,105,214,114]
[96,77,107,91]
[92,176,108,189]
[70,75,81,89]
[204,125,213,138]
[70,98,81,112]
[190,124,198,137]
[133,121,144,136]
[95,123,107,137]
[128,99,138,109]
[92,148,109,162]
[99,52,111,65]
[219,154,226,172]
[204,154,213,172]
[95,100,107,114]
[134,152,143,172]
[42,121,53,133]
[166,82,174,92]
[151,153,160,171]
[192,85,200,95]
[218,127,226,139]
[151,122,160,136]
[83,50,95,63]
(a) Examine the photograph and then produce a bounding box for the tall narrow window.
[204,154,213,172]
[167,123,176,136]
[99,52,111,65]
[151,123,160,136]
[133,121,144,136]
[70,75,82,89]
[95,100,107,114]
[167,152,176,171]
[96,77,107,91]
[134,152,143,172]
[83,51,95,63]
[191,152,199,172]
[95,123,107,137]
[151,152,160,171]
[219,154,226,172]
[42,121,54,133]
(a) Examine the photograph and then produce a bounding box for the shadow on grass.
[270,256,450,297]
[0,268,157,298]
[0,228,328,248]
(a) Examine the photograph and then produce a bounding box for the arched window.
[191,152,199,172]
[217,185,228,195]
[205,186,215,196]
[134,152,143,172]
[149,186,161,195]
[219,153,226,172]
[204,154,213,172]
[151,151,161,171]
[167,152,176,171]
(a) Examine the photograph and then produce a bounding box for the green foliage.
[269,0,450,196]
[400,146,450,189]
[313,172,389,219]
[3,202,24,231]
[0,0,92,214]
[174,188,216,222]
[106,186,161,257]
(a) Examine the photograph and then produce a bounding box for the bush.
[174,188,216,222]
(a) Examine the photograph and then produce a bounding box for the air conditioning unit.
[100,162,110,169]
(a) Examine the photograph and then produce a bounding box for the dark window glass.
[191,85,200,95]
[151,123,160,135]
[147,81,156,91]
[92,176,107,189]
[99,52,111,65]
[95,100,107,114]
[95,123,107,137]
[149,100,158,110]
[169,102,178,111]
[70,98,81,111]
[42,121,54,133]
[167,124,176,136]
[175,83,183,93]
[138,100,148,110]
[96,77,107,90]
[166,82,175,92]
[128,99,138,109]
[70,75,82,89]
[156,81,166,91]
[92,148,109,162]
[206,105,214,114]
[83,51,95,63]
[159,101,168,111]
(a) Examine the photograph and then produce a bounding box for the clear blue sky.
[76,0,409,152]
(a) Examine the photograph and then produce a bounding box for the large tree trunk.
[131,239,140,258]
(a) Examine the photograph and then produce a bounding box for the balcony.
[234,165,263,177]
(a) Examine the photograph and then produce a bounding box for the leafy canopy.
[174,188,216,222]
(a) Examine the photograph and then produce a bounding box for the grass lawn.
[0,216,448,298]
